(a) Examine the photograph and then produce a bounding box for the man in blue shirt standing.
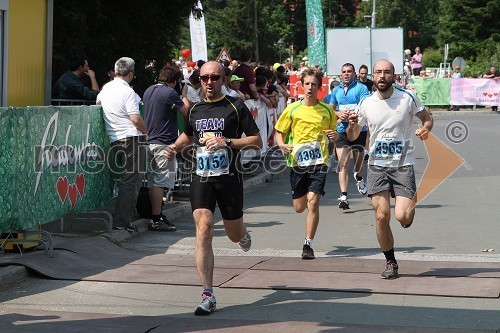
[143,65,188,231]
[330,63,369,210]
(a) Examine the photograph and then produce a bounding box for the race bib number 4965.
[373,133,405,160]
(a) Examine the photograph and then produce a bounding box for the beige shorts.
[147,144,177,189]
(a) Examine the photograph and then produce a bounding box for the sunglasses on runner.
[200,75,222,83]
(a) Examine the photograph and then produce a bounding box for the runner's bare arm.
[275,131,294,154]
[230,133,262,150]
[167,132,193,160]
[346,113,362,141]
[415,108,433,140]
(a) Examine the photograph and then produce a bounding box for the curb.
[0,265,29,289]
[430,110,499,116]
[101,203,192,244]
[0,170,282,289]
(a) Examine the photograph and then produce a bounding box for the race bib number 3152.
[195,147,229,177]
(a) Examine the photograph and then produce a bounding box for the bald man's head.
[372,59,395,93]
[200,61,225,100]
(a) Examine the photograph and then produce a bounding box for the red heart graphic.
[494,93,498,96]
[56,177,68,203]
[483,92,488,96]
[76,173,85,198]
[68,184,77,209]
[488,94,493,98]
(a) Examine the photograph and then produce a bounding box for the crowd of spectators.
[52,49,498,113]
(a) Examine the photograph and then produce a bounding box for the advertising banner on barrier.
[450,78,500,106]
[407,78,450,105]
[0,108,15,230]
[0,106,113,233]
[244,99,268,154]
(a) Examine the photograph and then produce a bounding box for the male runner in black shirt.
[166,61,262,315]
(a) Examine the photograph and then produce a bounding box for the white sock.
[304,238,313,247]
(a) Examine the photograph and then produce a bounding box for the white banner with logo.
[189,1,208,62]
[450,78,499,106]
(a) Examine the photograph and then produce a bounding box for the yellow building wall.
[8,0,46,106]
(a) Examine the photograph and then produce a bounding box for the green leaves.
[52,0,200,96]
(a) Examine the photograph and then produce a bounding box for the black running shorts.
[290,164,328,199]
[336,131,367,152]
[189,180,244,220]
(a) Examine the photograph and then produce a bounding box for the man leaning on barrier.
[97,57,147,232]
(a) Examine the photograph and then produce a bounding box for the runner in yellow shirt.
[275,68,338,259]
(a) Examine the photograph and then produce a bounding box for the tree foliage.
[203,0,297,64]
[52,0,499,84]
[322,0,358,27]
[52,0,199,96]
[436,0,500,75]
[354,0,439,52]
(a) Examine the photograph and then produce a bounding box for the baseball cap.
[231,75,244,82]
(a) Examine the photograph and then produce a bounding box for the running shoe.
[149,215,176,231]
[354,172,368,195]
[238,231,252,252]
[194,291,217,315]
[380,261,399,279]
[302,244,315,260]
[148,220,160,231]
[338,195,350,210]
[124,224,138,232]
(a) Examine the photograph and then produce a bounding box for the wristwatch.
[224,137,232,147]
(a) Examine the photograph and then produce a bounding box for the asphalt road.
[1,113,499,332]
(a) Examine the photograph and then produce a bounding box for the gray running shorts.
[366,165,416,199]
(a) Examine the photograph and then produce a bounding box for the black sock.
[383,249,396,262]
[355,174,363,181]
[341,192,347,196]
[152,214,161,222]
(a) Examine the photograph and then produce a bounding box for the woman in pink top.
[411,47,423,77]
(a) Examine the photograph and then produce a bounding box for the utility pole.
[254,0,259,62]
[371,0,377,28]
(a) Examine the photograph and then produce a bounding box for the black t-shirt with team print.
[183,95,260,183]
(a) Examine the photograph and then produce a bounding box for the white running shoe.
[356,179,368,195]
[354,172,368,195]
[338,195,350,210]
[238,231,252,252]
[194,291,217,315]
